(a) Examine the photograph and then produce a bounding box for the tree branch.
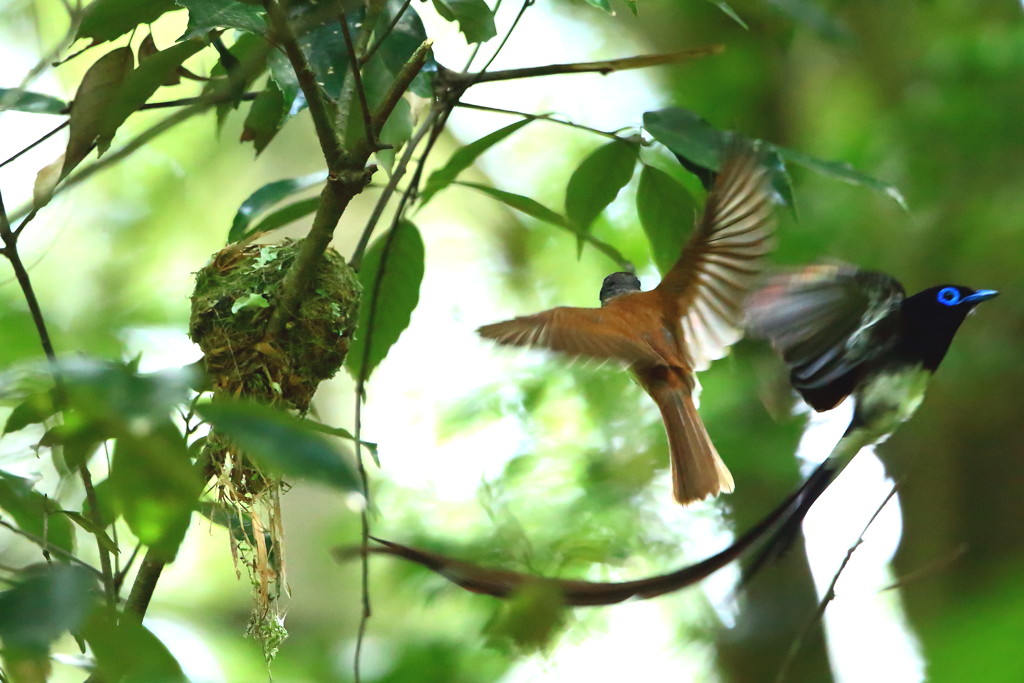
[123,550,165,622]
[265,38,431,336]
[440,45,723,88]
[263,0,349,170]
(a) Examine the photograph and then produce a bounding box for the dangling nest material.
[189,238,361,660]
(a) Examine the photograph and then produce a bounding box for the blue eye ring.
[936,287,961,306]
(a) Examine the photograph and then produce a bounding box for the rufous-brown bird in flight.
[478,146,776,504]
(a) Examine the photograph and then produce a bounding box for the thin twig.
[456,101,640,142]
[353,392,370,683]
[880,543,968,593]
[462,0,505,71]
[8,105,205,223]
[0,121,68,170]
[338,11,384,152]
[0,518,103,579]
[474,0,530,78]
[442,45,723,88]
[335,0,383,143]
[0,190,116,605]
[774,481,902,683]
[349,105,442,269]
[139,92,259,110]
[360,0,412,66]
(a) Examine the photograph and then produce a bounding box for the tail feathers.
[740,459,838,586]
[658,389,735,505]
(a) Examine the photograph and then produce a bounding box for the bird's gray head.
[599,272,641,305]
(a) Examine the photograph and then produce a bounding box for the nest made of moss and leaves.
[189,239,361,411]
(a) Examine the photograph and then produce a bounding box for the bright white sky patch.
[797,402,925,683]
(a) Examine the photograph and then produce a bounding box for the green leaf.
[431,0,497,44]
[636,164,697,275]
[176,0,266,39]
[582,0,613,12]
[0,565,98,657]
[706,0,748,29]
[0,472,75,556]
[302,419,379,465]
[774,146,907,210]
[4,389,57,434]
[110,421,201,561]
[643,107,725,171]
[229,171,324,243]
[457,181,571,228]
[62,47,134,177]
[420,118,532,206]
[241,80,286,154]
[290,10,362,101]
[230,292,270,314]
[0,89,67,115]
[77,0,179,44]
[622,0,638,16]
[346,220,425,383]
[376,98,412,173]
[62,359,194,428]
[268,49,303,116]
[457,182,633,269]
[245,197,320,239]
[643,107,800,211]
[96,39,206,154]
[565,140,639,254]
[198,400,360,491]
[84,608,186,682]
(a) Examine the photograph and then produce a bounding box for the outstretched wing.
[477,305,664,366]
[655,146,777,371]
[744,264,905,410]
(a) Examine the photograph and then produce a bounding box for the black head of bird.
[897,285,998,371]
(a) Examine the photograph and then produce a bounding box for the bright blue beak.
[964,289,999,304]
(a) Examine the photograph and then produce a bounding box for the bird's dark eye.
[936,287,961,306]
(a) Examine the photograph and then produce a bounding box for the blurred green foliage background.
[1,0,1022,681]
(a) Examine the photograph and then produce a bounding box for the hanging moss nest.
[189,239,361,413]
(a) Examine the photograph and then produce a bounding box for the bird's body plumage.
[743,264,997,576]
[478,148,776,504]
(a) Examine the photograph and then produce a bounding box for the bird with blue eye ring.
[739,264,997,579]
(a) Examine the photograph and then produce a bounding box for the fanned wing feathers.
[657,147,777,371]
[477,305,666,366]
[745,264,905,410]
